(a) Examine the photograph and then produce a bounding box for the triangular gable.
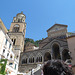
[39,37,49,44]
[42,38,67,49]
[47,24,68,32]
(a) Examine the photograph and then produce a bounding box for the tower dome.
[13,11,26,23]
[16,11,26,19]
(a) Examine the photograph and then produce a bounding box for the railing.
[26,64,41,75]
[6,65,16,72]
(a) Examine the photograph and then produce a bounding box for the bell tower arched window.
[13,24,20,32]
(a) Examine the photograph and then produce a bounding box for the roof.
[67,35,75,39]
[0,18,8,34]
[47,24,68,32]
[16,11,26,18]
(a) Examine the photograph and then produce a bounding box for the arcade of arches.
[19,40,71,72]
[21,43,70,65]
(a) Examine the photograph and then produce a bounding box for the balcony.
[6,64,17,74]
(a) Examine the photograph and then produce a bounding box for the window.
[12,39,16,45]
[9,63,13,65]
[9,44,11,49]
[7,53,9,57]
[36,57,38,62]
[13,39,16,45]
[16,55,18,59]
[10,55,12,59]
[12,39,13,42]
[22,58,27,64]
[33,58,34,63]
[3,49,5,53]
[22,59,25,64]
[5,39,8,45]
[36,56,42,62]
[15,64,16,69]
[18,19,21,22]
[29,58,34,63]
[13,25,19,32]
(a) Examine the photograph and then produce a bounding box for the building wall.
[0,30,5,54]
[0,19,19,75]
[67,37,75,65]
[47,25,67,38]
[9,22,26,34]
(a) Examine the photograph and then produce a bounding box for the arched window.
[29,57,34,63]
[40,56,42,62]
[7,53,9,57]
[18,19,20,22]
[10,55,13,59]
[16,55,18,59]
[25,58,27,63]
[36,56,42,62]
[22,58,27,64]
[33,58,34,63]
[18,19,22,22]
[36,57,38,62]
[22,59,25,64]
[13,24,20,32]
[31,58,33,63]
[13,39,16,45]
[29,58,30,63]
[3,49,5,53]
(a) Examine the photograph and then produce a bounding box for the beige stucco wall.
[67,37,75,65]
[48,29,67,38]
[9,23,26,33]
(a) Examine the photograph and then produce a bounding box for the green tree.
[24,38,42,47]
[0,59,7,75]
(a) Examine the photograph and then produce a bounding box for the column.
[51,49,53,60]
[60,47,63,61]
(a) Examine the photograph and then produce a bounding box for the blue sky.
[0,0,75,41]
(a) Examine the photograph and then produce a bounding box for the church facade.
[19,24,71,72]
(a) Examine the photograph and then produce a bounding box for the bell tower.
[8,12,26,59]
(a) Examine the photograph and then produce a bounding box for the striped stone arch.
[50,41,61,49]
[51,41,61,59]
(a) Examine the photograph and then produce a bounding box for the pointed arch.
[29,54,35,63]
[36,53,43,62]
[21,55,28,64]
[13,24,20,32]
[52,43,61,59]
